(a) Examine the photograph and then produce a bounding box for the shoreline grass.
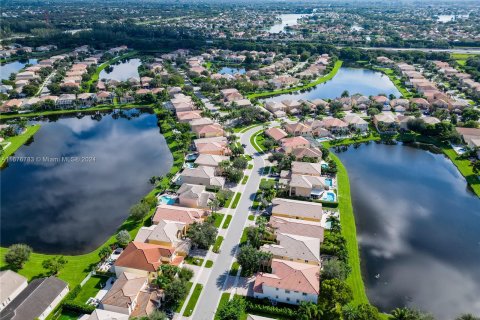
[247,60,343,99]
[1,125,41,166]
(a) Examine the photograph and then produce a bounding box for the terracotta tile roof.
[280,136,310,148]
[152,204,206,225]
[261,233,320,264]
[265,127,288,141]
[271,198,322,221]
[269,216,324,242]
[101,272,147,308]
[114,242,174,272]
[253,259,320,295]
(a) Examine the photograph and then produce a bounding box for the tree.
[129,202,150,221]
[216,296,246,320]
[4,244,32,270]
[232,157,248,170]
[42,256,68,275]
[163,278,188,308]
[471,160,480,175]
[341,90,350,98]
[299,301,322,320]
[237,245,271,276]
[319,278,353,307]
[355,304,381,320]
[116,230,131,247]
[322,257,349,280]
[98,246,112,261]
[146,310,168,320]
[187,221,218,249]
[389,307,433,320]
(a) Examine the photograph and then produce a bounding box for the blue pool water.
[185,162,195,168]
[321,164,329,169]
[325,178,333,187]
[186,153,198,161]
[159,195,176,205]
[322,191,336,202]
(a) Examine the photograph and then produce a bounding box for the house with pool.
[270,198,323,222]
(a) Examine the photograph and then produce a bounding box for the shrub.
[62,300,96,314]
[129,202,150,220]
[115,230,131,247]
[245,300,296,317]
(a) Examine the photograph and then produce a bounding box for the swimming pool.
[159,194,177,205]
[321,163,329,169]
[321,191,336,202]
[185,162,195,168]
[185,153,198,161]
[325,178,333,187]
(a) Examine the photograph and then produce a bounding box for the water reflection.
[99,58,141,81]
[336,143,480,319]
[0,59,38,80]
[1,110,173,254]
[265,67,401,102]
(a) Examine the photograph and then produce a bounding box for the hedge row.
[62,300,96,314]
[245,300,296,318]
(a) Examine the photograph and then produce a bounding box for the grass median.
[222,215,233,229]
[183,283,203,317]
[231,192,242,209]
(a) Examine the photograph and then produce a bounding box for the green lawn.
[240,228,249,245]
[175,281,193,312]
[250,129,265,153]
[183,283,203,317]
[184,256,204,266]
[222,215,233,229]
[229,261,240,276]
[234,123,263,133]
[73,275,109,304]
[205,260,214,268]
[241,175,249,184]
[247,60,343,99]
[442,146,480,197]
[231,192,242,209]
[213,236,224,253]
[254,133,267,152]
[1,125,41,166]
[329,153,369,305]
[248,215,255,221]
[213,213,225,228]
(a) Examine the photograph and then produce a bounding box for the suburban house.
[87,309,128,320]
[291,147,323,161]
[373,113,399,132]
[279,136,310,154]
[96,91,115,104]
[268,216,324,243]
[114,242,182,278]
[77,93,97,107]
[291,161,321,176]
[456,127,480,157]
[261,232,321,265]
[192,123,224,138]
[194,154,229,172]
[100,272,162,318]
[0,271,28,311]
[265,101,287,118]
[271,198,323,222]
[56,94,76,108]
[284,122,312,136]
[265,127,288,142]
[134,219,187,250]
[321,118,349,134]
[178,166,225,189]
[0,277,68,320]
[343,114,369,132]
[189,118,214,131]
[253,259,320,305]
[152,204,207,225]
[194,137,230,156]
[283,173,326,198]
[176,110,202,123]
[177,183,215,209]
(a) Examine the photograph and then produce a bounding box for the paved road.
[191,126,265,320]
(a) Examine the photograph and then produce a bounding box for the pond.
[336,143,480,319]
[264,67,401,102]
[99,58,141,81]
[0,110,173,254]
[0,59,38,80]
[268,14,307,33]
[219,67,246,75]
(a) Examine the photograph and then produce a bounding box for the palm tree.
[390,307,414,320]
[342,304,358,320]
[455,315,480,320]
[298,301,323,320]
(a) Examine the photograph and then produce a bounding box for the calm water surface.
[265,67,401,102]
[219,67,246,75]
[337,143,480,319]
[0,59,38,80]
[269,14,306,33]
[1,110,173,254]
[99,58,141,81]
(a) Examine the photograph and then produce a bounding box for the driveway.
[190,125,266,320]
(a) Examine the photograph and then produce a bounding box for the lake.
[0,110,173,254]
[336,143,480,319]
[219,67,246,75]
[268,14,307,33]
[0,59,38,80]
[99,58,141,81]
[264,67,401,102]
